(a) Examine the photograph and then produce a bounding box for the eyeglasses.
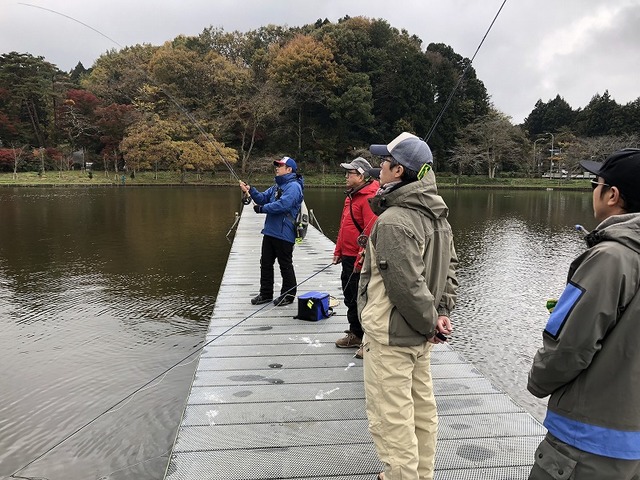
[380,157,398,168]
[590,180,610,190]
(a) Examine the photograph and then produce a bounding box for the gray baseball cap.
[370,132,433,172]
[340,157,372,174]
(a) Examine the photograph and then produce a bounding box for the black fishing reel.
[242,192,252,205]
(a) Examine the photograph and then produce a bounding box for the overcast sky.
[2,0,639,125]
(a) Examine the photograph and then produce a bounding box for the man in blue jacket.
[240,156,304,306]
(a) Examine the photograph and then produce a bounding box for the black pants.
[260,235,297,298]
[341,256,363,338]
[529,433,640,480]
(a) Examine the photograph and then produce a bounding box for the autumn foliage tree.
[58,89,102,150]
[95,103,140,173]
[120,114,237,179]
[268,35,340,158]
[4,16,637,178]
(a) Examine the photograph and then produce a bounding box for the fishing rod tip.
[575,224,589,235]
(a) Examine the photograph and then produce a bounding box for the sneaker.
[335,331,362,349]
[273,294,295,306]
[251,294,273,305]
[354,345,364,359]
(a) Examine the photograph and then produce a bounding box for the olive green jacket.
[528,213,640,459]
[357,170,458,346]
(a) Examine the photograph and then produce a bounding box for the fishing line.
[424,0,509,143]
[95,448,172,480]
[11,2,494,475]
[9,260,335,479]
[13,5,325,472]
[19,2,245,185]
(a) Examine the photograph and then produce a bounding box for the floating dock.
[165,206,545,479]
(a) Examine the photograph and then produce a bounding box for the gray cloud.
[2,0,639,124]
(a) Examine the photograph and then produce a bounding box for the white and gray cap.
[339,157,372,175]
[370,132,433,172]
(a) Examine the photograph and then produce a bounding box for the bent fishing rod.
[423,0,508,143]
[19,3,250,199]
[12,2,509,475]
[10,5,296,477]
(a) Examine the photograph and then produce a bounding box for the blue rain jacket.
[249,173,304,244]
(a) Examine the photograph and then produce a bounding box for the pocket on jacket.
[389,306,413,338]
[531,438,576,480]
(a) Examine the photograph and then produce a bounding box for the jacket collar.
[368,170,448,219]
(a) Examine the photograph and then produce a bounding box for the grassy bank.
[0,170,591,190]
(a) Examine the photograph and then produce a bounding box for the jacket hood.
[368,169,448,220]
[586,213,640,253]
[275,172,304,189]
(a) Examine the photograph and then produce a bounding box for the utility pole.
[545,132,555,177]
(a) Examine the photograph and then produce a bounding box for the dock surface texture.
[165,205,545,480]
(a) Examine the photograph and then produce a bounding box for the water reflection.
[445,189,592,420]
[0,187,236,479]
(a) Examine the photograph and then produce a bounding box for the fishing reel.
[239,180,252,205]
[357,233,369,248]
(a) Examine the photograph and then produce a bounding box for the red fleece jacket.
[334,180,379,258]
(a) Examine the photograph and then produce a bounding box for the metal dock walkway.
[165,206,545,480]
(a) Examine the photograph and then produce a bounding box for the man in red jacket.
[333,157,379,358]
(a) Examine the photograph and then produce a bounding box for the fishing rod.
[19,2,251,199]
[11,2,510,475]
[9,5,303,477]
[423,0,509,143]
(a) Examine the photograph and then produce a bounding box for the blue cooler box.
[295,291,331,321]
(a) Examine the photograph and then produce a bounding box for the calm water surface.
[0,185,594,479]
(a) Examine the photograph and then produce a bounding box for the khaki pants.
[363,336,438,480]
[529,433,640,480]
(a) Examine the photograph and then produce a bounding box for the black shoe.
[273,294,295,306]
[251,294,273,305]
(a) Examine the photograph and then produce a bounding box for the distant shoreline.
[0,171,590,191]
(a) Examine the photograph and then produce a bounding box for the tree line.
[0,16,638,179]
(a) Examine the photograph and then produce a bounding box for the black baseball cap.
[580,149,640,204]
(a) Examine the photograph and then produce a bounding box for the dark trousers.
[341,256,363,338]
[529,433,640,480]
[260,235,297,298]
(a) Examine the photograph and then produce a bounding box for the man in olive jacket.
[358,132,458,480]
[528,149,640,479]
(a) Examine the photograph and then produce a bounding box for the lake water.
[0,185,593,480]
